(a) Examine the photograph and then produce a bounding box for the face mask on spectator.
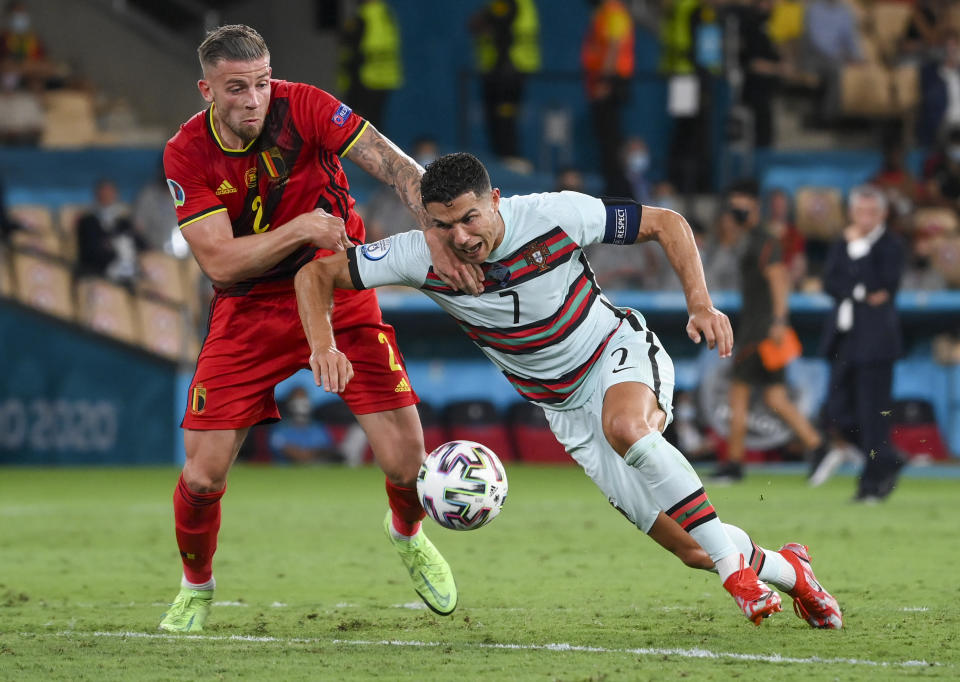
[626,152,650,175]
[9,12,30,34]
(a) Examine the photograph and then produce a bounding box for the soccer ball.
[416,440,508,531]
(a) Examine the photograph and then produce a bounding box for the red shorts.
[182,282,418,430]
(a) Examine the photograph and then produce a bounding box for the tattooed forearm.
[345,124,430,229]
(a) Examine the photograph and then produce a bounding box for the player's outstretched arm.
[181,209,350,287]
[294,254,357,393]
[343,124,484,295]
[636,205,733,358]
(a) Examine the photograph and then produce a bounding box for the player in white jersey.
[295,153,842,629]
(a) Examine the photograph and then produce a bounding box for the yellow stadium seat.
[0,247,13,298]
[139,250,188,306]
[840,64,892,117]
[40,90,98,148]
[891,64,919,113]
[869,2,913,60]
[795,187,845,240]
[8,204,67,259]
[137,295,188,361]
[57,203,86,262]
[11,250,74,320]
[76,277,139,345]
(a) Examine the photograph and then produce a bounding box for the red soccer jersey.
[164,79,380,325]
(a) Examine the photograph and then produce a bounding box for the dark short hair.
[198,24,269,72]
[726,178,760,199]
[421,153,491,205]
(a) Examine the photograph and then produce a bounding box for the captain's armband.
[601,197,642,245]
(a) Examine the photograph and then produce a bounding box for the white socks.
[623,432,740,579]
[182,576,215,591]
[722,523,797,591]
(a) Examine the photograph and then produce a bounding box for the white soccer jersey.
[348,191,635,408]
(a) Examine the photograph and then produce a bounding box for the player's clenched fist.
[309,346,354,393]
[298,208,352,252]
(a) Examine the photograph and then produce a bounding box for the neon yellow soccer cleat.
[158,586,213,633]
[383,510,458,615]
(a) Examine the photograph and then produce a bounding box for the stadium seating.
[136,295,190,362]
[40,90,98,148]
[890,398,950,461]
[442,399,516,462]
[8,204,66,259]
[913,207,959,238]
[10,249,74,321]
[139,250,189,305]
[932,236,960,287]
[794,187,845,240]
[506,401,569,464]
[840,63,893,117]
[57,203,85,262]
[867,2,913,62]
[76,277,138,345]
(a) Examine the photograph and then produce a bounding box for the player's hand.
[424,227,485,296]
[687,305,733,358]
[301,209,352,252]
[309,346,354,393]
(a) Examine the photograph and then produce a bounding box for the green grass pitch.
[1,464,958,680]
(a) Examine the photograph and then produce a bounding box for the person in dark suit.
[818,184,906,502]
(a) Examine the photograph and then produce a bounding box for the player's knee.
[181,470,227,493]
[603,412,657,455]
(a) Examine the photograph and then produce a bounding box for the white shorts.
[543,311,675,533]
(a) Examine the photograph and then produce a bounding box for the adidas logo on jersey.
[215,179,237,195]
[395,377,411,393]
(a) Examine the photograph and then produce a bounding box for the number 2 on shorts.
[378,332,402,371]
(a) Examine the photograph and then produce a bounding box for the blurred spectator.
[133,159,181,254]
[0,1,60,92]
[76,179,146,287]
[337,0,403,129]
[918,30,960,148]
[622,136,652,203]
[870,139,917,233]
[921,126,960,209]
[650,180,681,212]
[269,387,341,465]
[818,185,905,502]
[470,0,541,166]
[902,224,949,291]
[553,165,585,192]
[802,0,863,122]
[362,136,438,242]
[764,188,807,290]
[582,0,634,197]
[712,179,826,483]
[902,0,949,62]
[767,0,805,68]
[737,0,788,148]
[0,171,26,244]
[702,209,742,292]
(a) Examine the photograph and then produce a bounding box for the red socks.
[173,474,225,585]
[385,478,425,536]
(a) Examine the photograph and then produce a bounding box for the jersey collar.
[206,105,258,157]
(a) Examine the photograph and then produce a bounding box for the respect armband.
[601,197,642,245]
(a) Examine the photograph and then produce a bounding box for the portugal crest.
[522,241,550,272]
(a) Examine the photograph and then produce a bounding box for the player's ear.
[197,79,214,103]
[490,187,500,211]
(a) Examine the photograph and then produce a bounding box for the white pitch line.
[28,631,941,669]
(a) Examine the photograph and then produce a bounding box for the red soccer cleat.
[778,543,843,629]
[722,555,783,626]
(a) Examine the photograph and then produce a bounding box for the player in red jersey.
[158,24,480,632]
